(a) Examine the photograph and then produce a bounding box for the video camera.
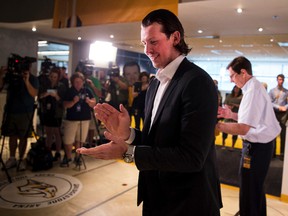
[75,60,95,76]
[7,53,36,76]
[107,66,120,77]
[40,56,56,75]
[5,53,36,86]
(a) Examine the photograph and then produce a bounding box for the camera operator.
[105,66,129,110]
[0,60,39,171]
[59,66,69,89]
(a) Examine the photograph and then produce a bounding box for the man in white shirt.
[217,56,281,216]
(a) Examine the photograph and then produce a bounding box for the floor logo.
[0,173,82,209]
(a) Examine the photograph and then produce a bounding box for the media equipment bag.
[26,138,53,171]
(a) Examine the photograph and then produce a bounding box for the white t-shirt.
[238,77,281,143]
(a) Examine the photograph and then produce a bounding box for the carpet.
[215,146,283,197]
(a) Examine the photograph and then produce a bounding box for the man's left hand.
[76,131,128,160]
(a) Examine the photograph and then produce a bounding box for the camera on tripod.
[75,60,95,76]
[40,56,56,75]
[7,53,36,77]
[107,66,120,78]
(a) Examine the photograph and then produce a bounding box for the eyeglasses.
[229,72,238,80]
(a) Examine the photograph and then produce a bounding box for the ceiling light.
[270,38,274,42]
[78,36,82,40]
[32,27,37,32]
[110,35,114,39]
[198,30,203,34]
[236,8,243,14]
[258,27,263,32]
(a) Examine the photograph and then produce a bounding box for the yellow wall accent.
[280,194,288,203]
[53,0,178,28]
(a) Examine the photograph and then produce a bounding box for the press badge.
[243,155,251,169]
[76,104,81,112]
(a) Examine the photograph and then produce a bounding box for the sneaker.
[53,152,61,161]
[60,157,72,167]
[5,158,17,169]
[17,159,26,171]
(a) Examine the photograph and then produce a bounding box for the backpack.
[26,138,53,171]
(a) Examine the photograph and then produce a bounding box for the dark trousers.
[239,140,274,216]
[222,132,238,145]
[133,108,145,130]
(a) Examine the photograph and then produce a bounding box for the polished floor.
[0,137,288,216]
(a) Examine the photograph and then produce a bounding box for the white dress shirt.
[125,55,185,144]
[150,55,185,129]
[238,77,281,143]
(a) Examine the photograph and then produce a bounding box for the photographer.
[105,66,129,110]
[60,72,96,166]
[0,57,39,171]
[81,68,102,146]
[38,67,67,161]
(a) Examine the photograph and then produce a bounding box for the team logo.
[0,173,82,209]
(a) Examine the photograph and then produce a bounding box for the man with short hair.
[217,56,281,216]
[269,74,288,159]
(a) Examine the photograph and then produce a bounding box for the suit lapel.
[142,78,160,137]
[150,78,178,127]
[150,58,190,130]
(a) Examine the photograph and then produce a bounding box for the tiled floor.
[0,140,288,216]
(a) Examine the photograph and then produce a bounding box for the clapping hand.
[94,103,131,140]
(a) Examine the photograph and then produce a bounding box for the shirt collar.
[156,55,185,83]
[241,76,255,93]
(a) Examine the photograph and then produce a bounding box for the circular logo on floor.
[0,173,82,209]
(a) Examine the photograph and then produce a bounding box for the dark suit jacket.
[133,58,222,216]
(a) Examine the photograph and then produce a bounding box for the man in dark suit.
[77,9,222,215]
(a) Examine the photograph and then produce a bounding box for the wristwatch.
[123,145,135,163]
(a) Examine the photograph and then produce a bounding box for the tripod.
[0,136,12,183]
[74,119,86,170]
[0,98,38,182]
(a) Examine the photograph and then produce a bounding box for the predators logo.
[17,179,57,198]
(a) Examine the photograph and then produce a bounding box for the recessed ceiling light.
[258,27,263,32]
[110,35,114,39]
[78,36,82,40]
[32,27,37,32]
[198,30,203,34]
[270,38,274,42]
[236,8,243,14]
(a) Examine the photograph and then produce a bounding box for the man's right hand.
[94,103,131,140]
